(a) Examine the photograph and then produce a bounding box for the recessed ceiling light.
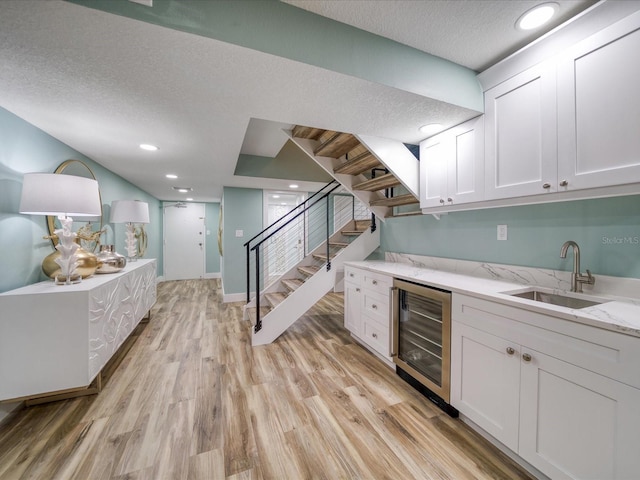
[516,2,559,31]
[272,194,280,198]
[165,174,178,179]
[419,123,443,135]
[139,144,159,151]
[172,186,193,193]
[289,184,299,189]
[186,197,193,201]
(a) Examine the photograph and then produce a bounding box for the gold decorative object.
[42,239,99,279]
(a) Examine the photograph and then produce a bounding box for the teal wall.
[205,202,220,275]
[0,107,162,293]
[221,187,263,295]
[381,195,640,279]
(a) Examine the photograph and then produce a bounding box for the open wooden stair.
[288,125,420,218]
[248,219,379,345]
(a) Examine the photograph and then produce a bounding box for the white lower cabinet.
[451,294,640,480]
[344,265,393,362]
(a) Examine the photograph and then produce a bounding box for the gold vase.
[42,241,100,280]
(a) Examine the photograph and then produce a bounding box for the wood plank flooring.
[0,279,533,480]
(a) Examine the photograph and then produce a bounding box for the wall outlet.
[497,224,508,241]
[235,230,244,238]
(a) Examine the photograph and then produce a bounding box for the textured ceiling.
[282,0,599,71]
[0,0,601,202]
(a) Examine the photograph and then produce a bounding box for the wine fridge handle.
[390,287,399,357]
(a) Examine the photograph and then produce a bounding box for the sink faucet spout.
[560,240,595,293]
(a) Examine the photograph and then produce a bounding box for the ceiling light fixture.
[289,184,299,189]
[139,144,159,151]
[186,197,193,201]
[419,123,443,135]
[516,2,559,31]
[272,194,280,198]
[165,174,178,179]
[172,186,193,193]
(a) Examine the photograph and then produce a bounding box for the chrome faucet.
[560,240,595,293]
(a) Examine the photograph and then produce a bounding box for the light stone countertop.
[344,259,640,338]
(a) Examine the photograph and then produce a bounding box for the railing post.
[254,247,262,333]
[246,243,250,304]
[326,195,331,271]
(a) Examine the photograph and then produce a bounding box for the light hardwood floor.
[0,279,533,480]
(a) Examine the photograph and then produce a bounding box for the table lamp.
[110,200,150,261]
[19,173,102,285]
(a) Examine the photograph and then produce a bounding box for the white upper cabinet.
[557,11,640,190]
[420,116,484,210]
[484,62,558,200]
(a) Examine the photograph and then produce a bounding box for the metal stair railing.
[245,183,370,333]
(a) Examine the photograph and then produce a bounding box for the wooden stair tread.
[314,132,361,158]
[292,125,325,140]
[333,151,381,176]
[264,292,287,308]
[329,241,349,248]
[369,193,419,207]
[297,265,320,276]
[341,229,367,236]
[247,306,271,326]
[352,173,401,192]
[281,278,304,292]
[312,252,336,261]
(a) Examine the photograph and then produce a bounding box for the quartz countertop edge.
[345,260,640,338]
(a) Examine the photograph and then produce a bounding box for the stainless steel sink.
[507,289,604,309]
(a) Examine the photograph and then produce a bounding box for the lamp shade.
[110,200,150,224]
[19,173,101,217]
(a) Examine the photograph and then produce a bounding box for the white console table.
[0,259,156,403]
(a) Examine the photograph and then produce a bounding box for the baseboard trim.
[223,292,249,303]
[204,272,221,279]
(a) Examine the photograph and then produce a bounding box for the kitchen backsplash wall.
[381,194,640,279]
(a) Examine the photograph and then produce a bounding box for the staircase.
[246,127,421,345]
[246,182,379,346]
[287,126,422,219]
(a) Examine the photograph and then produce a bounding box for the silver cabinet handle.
[372,333,378,339]
[439,198,445,204]
[372,304,377,310]
[355,288,360,292]
[559,180,569,187]
[349,273,354,277]
[522,353,532,362]
[506,347,515,355]
[542,183,551,189]
[372,280,377,285]
[447,197,453,203]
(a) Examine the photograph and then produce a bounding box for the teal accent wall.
[235,141,332,183]
[205,202,220,274]
[222,187,263,295]
[67,0,483,112]
[381,195,640,279]
[0,107,162,293]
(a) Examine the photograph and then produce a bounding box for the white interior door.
[163,202,205,281]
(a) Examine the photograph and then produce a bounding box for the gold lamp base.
[42,245,99,280]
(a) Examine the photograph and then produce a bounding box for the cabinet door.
[557,12,640,190]
[450,322,521,450]
[519,349,640,480]
[446,117,484,205]
[419,135,449,208]
[485,62,557,199]
[344,281,362,335]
